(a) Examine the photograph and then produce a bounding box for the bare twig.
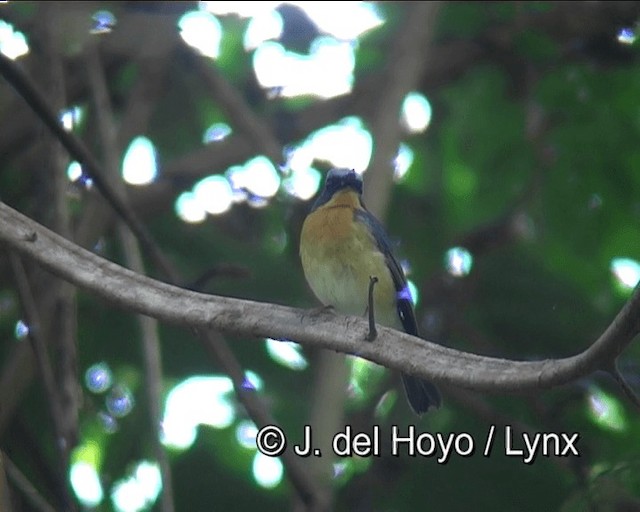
[0,51,174,279]
[187,48,283,164]
[9,255,69,463]
[2,451,57,512]
[39,5,80,487]
[86,42,175,512]
[0,451,13,512]
[363,2,442,215]
[83,43,321,508]
[608,362,640,412]
[119,226,176,512]
[196,328,323,508]
[76,34,173,249]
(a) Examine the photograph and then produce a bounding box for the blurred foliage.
[1,2,640,511]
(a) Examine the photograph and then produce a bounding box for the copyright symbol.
[256,425,286,456]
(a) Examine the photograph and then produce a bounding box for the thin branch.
[608,362,640,412]
[186,48,283,164]
[118,226,176,512]
[38,6,80,490]
[363,1,441,215]
[85,41,176,512]
[2,451,57,512]
[0,451,13,512]
[2,200,639,393]
[9,255,69,461]
[0,51,174,279]
[196,327,323,508]
[83,44,321,508]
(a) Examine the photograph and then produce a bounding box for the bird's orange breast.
[300,191,399,326]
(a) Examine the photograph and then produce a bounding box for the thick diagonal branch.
[2,200,639,393]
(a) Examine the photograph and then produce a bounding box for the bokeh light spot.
[282,166,322,200]
[111,461,162,512]
[193,175,234,215]
[85,362,113,394]
[252,452,283,488]
[226,156,281,198]
[401,92,432,133]
[14,319,29,340]
[265,338,308,370]
[162,376,235,449]
[235,420,258,449]
[175,192,207,224]
[203,122,232,143]
[587,387,628,432]
[394,143,414,181]
[0,20,29,59]
[617,27,637,45]
[445,247,473,277]
[307,117,372,172]
[60,106,84,131]
[106,386,135,418]
[70,462,104,507]
[253,37,355,99]
[611,258,640,290]
[91,10,117,34]
[244,9,283,50]
[122,136,158,186]
[178,11,222,59]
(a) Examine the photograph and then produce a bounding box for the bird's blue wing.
[354,207,441,413]
[353,208,418,336]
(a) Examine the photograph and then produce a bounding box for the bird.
[299,168,441,414]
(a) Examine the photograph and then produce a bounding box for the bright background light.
[91,9,117,34]
[14,319,29,340]
[162,376,235,449]
[178,11,223,59]
[193,175,234,215]
[175,192,207,224]
[445,247,473,277]
[227,156,281,198]
[111,461,162,512]
[0,20,29,59]
[401,92,432,133]
[85,362,113,393]
[610,257,640,291]
[265,338,308,370]
[394,143,414,181]
[70,442,104,507]
[198,2,384,99]
[70,461,104,507]
[587,387,628,432]
[252,452,283,488]
[282,166,322,200]
[122,136,158,186]
[283,117,372,182]
[203,122,233,143]
[244,9,283,50]
[235,420,259,449]
[60,105,84,131]
[253,37,355,99]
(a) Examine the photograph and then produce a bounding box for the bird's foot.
[365,275,378,341]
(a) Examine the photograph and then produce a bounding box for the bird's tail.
[401,374,441,415]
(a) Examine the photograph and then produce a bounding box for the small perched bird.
[300,168,441,414]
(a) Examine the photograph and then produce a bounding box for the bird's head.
[311,168,363,211]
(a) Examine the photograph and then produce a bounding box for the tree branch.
[0,51,174,279]
[85,41,176,512]
[1,451,57,512]
[2,200,639,394]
